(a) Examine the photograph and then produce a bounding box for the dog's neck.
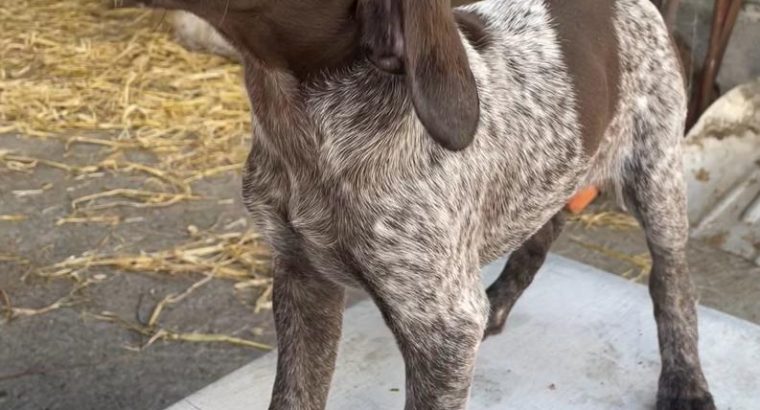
[213,0,361,81]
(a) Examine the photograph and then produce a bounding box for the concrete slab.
[684,77,760,266]
[166,255,760,410]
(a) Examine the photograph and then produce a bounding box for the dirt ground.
[2,1,760,410]
[0,133,274,410]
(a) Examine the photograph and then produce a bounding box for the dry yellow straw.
[0,214,27,222]
[37,229,270,280]
[147,274,214,327]
[0,1,275,351]
[1,0,250,182]
[570,211,640,231]
[0,277,101,320]
[569,237,652,281]
[86,311,272,351]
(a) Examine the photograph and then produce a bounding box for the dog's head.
[125,0,480,151]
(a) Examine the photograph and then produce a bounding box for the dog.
[122,0,715,408]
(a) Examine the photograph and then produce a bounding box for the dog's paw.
[483,306,508,339]
[656,395,716,410]
[657,373,716,410]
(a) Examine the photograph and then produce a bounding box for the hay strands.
[0,214,27,222]
[569,236,652,281]
[3,295,79,320]
[570,211,639,231]
[2,150,202,213]
[0,276,102,321]
[1,0,251,181]
[86,311,272,351]
[0,151,99,174]
[1,152,192,194]
[146,274,213,327]
[71,188,197,211]
[37,229,270,282]
[56,215,122,226]
[0,253,29,264]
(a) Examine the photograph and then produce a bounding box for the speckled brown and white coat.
[127,0,715,408]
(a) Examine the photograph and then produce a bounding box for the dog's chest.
[241,138,364,280]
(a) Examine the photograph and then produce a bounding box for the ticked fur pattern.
[233,0,715,409]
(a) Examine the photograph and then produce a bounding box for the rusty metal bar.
[689,0,742,127]
[716,0,743,71]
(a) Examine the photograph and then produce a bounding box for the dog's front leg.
[368,255,489,410]
[268,255,346,410]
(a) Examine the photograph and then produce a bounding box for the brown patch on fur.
[402,0,480,150]
[164,0,362,80]
[451,0,480,6]
[363,0,480,150]
[546,0,621,156]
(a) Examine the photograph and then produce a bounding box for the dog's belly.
[476,184,576,264]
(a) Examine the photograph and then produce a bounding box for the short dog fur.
[126,0,715,408]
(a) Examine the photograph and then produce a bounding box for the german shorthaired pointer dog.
[124,0,715,408]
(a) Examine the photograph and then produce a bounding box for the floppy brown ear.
[360,0,480,151]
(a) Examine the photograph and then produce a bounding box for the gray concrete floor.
[2,3,760,410]
[0,135,275,410]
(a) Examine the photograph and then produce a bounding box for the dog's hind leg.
[621,110,715,409]
[484,213,565,338]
